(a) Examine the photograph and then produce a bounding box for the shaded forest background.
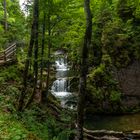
[0,0,140,140]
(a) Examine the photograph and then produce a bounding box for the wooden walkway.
[0,43,16,65]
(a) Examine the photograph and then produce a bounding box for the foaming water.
[51,55,72,105]
[55,58,69,71]
[51,92,71,98]
[51,78,70,93]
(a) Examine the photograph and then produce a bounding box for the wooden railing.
[0,43,16,63]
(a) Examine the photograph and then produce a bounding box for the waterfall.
[52,79,67,92]
[51,56,71,98]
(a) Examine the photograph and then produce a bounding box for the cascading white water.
[55,57,69,71]
[51,56,71,98]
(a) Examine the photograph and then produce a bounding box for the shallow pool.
[85,113,140,131]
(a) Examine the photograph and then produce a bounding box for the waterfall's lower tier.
[52,91,71,98]
[51,78,71,97]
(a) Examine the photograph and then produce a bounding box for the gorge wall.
[116,60,140,109]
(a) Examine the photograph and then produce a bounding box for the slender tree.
[75,0,92,139]
[3,0,7,32]
[45,0,51,99]
[18,0,39,111]
[41,0,51,103]
[25,0,39,108]
[40,12,46,101]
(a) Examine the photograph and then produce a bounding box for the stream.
[85,113,140,132]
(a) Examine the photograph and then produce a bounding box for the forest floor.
[0,64,74,140]
[0,111,41,140]
[0,65,48,139]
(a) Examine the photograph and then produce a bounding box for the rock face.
[116,60,140,108]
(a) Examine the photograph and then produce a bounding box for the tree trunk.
[75,0,92,140]
[4,0,7,32]
[18,24,35,111]
[25,0,39,108]
[40,13,46,93]
[18,0,39,111]
[45,10,51,99]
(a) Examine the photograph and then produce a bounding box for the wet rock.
[131,130,140,139]
[132,130,140,134]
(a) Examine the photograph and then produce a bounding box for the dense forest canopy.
[0,0,140,140]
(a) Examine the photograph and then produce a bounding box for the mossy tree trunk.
[25,0,39,108]
[45,4,51,100]
[18,0,39,111]
[4,0,7,32]
[40,13,46,94]
[75,0,92,140]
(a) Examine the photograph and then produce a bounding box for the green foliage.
[99,0,140,69]
[117,0,136,21]
[88,0,140,70]
[0,112,29,140]
[43,0,86,64]
[110,91,121,102]
[88,64,105,80]
[0,85,20,112]
[45,110,74,140]
[19,106,75,140]
[87,60,121,111]
[0,66,20,84]
[20,108,49,140]
[101,16,140,68]
[52,130,71,140]
[0,0,26,47]
[0,89,46,139]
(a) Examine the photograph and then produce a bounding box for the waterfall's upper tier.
[55,58,69,71]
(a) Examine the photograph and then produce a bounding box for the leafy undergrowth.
[0,101,73,140]
[0,84,48,140]
[0,111,39,140]
[0,65,74,140]
[0,86,49,140]
[19,108,49,140]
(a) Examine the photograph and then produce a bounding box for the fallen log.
[83,128,124,137]
[84,133,121,140]
[83,128,140,140]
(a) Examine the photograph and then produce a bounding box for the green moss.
[109,91,121,103]
[87,60,122,113]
